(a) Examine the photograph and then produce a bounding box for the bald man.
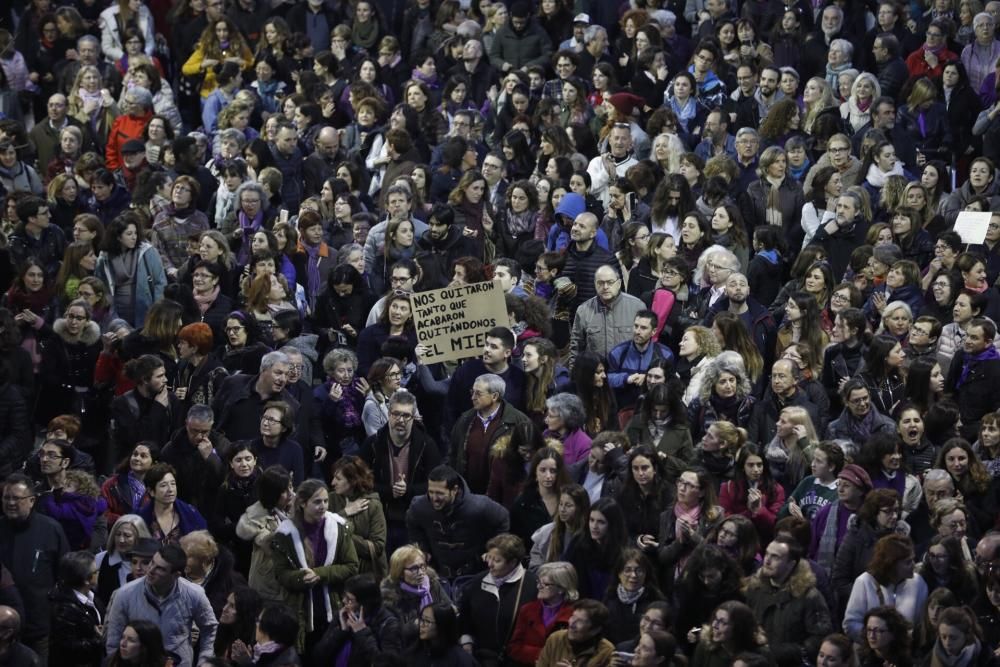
[27,93,93,175]
[569,264,644,368]
[303,126,345,197]
[0,606,38,666]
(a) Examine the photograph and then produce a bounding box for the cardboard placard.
[954,211,992,246]
[410,280,509,364]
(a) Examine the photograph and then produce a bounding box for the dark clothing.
[0,513,70,643]
[47,585,106,667]
[812,218,873,281]
[0,382,31,478]
[877,56,911,101]
[211,374,308,444]
[269,144,305,212]
[450,401,532,496]
[110,389,184,464]
[459,567,537,665]
[250,437,306,487]
[447,359,527,421]
[360,423,442,524]
[563,242,621,311]
[405,476,510,579]
[8,223,67,281]
[748,388,821,447]
[414,227,477,291]
[159,428,231,508]
[311,606,403,667]
[946,351,1000,440]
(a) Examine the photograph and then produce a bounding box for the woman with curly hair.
[604,548,665,644]
[571,351,617,436]
[843,535,927,642]
[673,545,744,651]
[758,98,803,148]
[181,17,254,100]
[678,325,722,406]
[687,352,755,442]
[936,438,995,532]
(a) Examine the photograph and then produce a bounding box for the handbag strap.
[502,571,528,649]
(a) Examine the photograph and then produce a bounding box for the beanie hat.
[608,92,645,117]
[838,463,873,493]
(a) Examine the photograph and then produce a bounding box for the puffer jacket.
[831,515,910,613]
[941,178,1000,227]
[487,20,553,71]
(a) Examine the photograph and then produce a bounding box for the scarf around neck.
[959,345,1000,386]
[866,161,905,188]
[193,285,220,314]
[237,209,263,264]
[401,574,434,609]
[617,584,644,606]
[352,19,378,48]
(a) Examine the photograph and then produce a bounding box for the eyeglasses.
[595,279,620,288]
[677,479,701,490]
[848,395,871,406]
[622,567,645,576]
[390,411,414,421]
[39,451,67,460]
[405,562,427,573]
[390,276,410,284]
[386,371,402,379]
[261,416,281,425]
[831,293,849,302]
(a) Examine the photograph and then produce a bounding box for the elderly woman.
[543,393,592,466]
[105,85,153,171]
[843,534,928,641]
[459,533,538,665]
[739,146,806,248]
[152,176,210,280]
[686,352,755,442]
[507,561,578,665]
[68,65,119,151]
[315,349,369,460]
[95,514,151,603]
[221,182,277,267]
[381,544,454,649]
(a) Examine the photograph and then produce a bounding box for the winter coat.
[0,161,43,198]
[137,498,207,543]
[896,102,952,154]
[36,318,101,424]
[459,565,538,664]
[98,3,155,61]
[720,479,787,544]
[946,350,1000,440]
[47,584,105,667]
[105,109,153,170]
[235,501,286,603]
[270,513,360,646]
[536,629,616,667]
[37,489,108,551]
[624,415,695,474]
[742,559,833,660]
[507,599,573,666]
[0,513,68,643]
[487,20,553,72]
[832,516,910,612]
[450,401,533,486]
[329,491,388,579]
[174,354,229,411]
[654,504,725,590]
[739,176,807,250]
[159,427,230,509]
[826,408,898,444]
[604,586,664,645]
[941,179,1000,227]
[94,242,167,328]
[405,475,510,579]
[381,572,453,649]
[569,293,645,369]
[360,423,442,524]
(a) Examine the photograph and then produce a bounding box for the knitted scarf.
[959,346,1000,387]
[931,638,981,667]
[78,88,104,121]
[506,208,536,236]
[816,502,842,571]
[845,96,873,132]
[299,239,329,308]
[351,19,379,49]
[825,62,852,91]
[400,574,434,609]
[193,285,220,314]
[764,177,784,227]
[617,584,645,606]
[237,209,263,265]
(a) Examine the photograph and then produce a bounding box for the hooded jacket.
[742,559,833,661]
[546,193,610,252]
[405,474,510,579]
[94,241,167,328]
[415,226,477,290]
[235,501,287,603]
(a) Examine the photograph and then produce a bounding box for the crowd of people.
[4,0,1000,666]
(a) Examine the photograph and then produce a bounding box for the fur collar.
[276,512,347,569]
[53,318,101,345]
[743,558,816,598]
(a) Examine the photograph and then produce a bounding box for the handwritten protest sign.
[410,280,508,364]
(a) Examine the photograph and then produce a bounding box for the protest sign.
[410,280,508,364]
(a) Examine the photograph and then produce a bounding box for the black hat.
[122,139,145,155]
[128,538,160,559]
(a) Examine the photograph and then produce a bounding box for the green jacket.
[270,512,359,649]
[624,414,694,479]
[329,491,388,580]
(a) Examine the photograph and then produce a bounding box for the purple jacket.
[547,428,592,467]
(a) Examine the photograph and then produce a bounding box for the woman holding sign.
[356,292,417,375]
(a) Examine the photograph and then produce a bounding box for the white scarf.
[865,161,905,188]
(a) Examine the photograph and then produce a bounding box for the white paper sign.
[954,211,992,245]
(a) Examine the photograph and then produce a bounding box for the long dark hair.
[500,421,545,489]
[572,351,615,435]
[864,334,902,382]
[109,620,169,667]
[213,586,262,656]
[584,497,629,567]
[733,444,777,497]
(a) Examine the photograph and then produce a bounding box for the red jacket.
[905,46,957,80]
[719,479,786,544]
[506,599,573,667]
[105,110,152,170]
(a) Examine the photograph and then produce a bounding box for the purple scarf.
[125,472,146,512]
[541,601,563,627]
[400,574,434,609]
[302,241,323,307]
[959,346,1000,387]
[237,209,263,265]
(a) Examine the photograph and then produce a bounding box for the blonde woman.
[765,405,819,493]
[802,77,838,135]
[68,65,119,150]
[897,77,951,156]
[840,72,881,133]
[678,324,722,405]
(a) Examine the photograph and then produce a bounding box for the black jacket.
[159,427,231,509]
[563,242,621,310]
[946,351,1000,440]
[0,512,69,642]
[110,389,184,463]
[405,475,510,579]
[414,227,477,291]
[459,567,537,664]
[312,606,403,667]
[47,585,105,667]
[812,217,873,280]
[0,382,30,478]
[360,423,442,523]
[211,373,306,443]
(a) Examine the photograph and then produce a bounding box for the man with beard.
[361,390,442,555]
[607,311,674,410]
[731,65,781,133]
[570,265,643,367]
[812,191,873,279]
[488,1,553,73]
[801,5,846,80]
[694,109,736,160]
[649,174,692,241]
[110,355,184,460]
[705,272,776,362]
[414,205,474,289]
[537,600,615,666]
[449,39,498,107]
